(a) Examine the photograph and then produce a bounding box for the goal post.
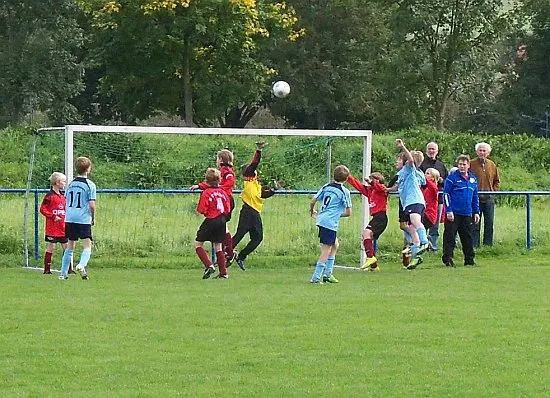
[30,125,373,269]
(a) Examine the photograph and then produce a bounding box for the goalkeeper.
[231,142,281,271]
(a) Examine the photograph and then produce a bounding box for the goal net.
[24,125,372,270]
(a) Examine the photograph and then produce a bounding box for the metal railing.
[2,188,549,260]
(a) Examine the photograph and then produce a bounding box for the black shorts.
[196,215,226,243]
[403,203,425,222]
[367,212,388,240]
[398,200,407,223]
[45,235,68,244]
[65,223,93,241]
[422,215,435,230]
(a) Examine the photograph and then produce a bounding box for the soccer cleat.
[214,273,229,279]
[401,245,412,255]
[43,271,52,274]
[76,264,88,280]
[236,257,246,271]
[406,256,423,270]
[360,256,377,270]
[58,275,68,280]
[444,260,455,268]
[310,279,324,284]
[367,264,381,272]
[202,265,215,279]
[417,243,430,255]
[322,275,339,283]
[226,252,237,267]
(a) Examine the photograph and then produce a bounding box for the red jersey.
[197,185,231,219]
[40,190,66,237]
[198,164,235,197]
[422,179,439,224]
[347,175,388,215]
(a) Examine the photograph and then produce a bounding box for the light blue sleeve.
[88,180,97,201]
[344,187,352,208]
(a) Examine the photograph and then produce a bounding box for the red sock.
[216,251,227,276]
[363,238,374,257]
[195,247,212,268]
[224,233,233,257]
[43,252,52,272]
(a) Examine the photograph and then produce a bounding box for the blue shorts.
[403,203,425,222]
[318,226,337,245]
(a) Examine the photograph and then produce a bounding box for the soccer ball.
[272,81,291,98]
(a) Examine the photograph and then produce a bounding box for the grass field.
[1,256,549,397]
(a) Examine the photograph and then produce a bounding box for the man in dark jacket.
[442,155,480,267]
[420,142,448,251]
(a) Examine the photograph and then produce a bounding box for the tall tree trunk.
[182,37,194,126]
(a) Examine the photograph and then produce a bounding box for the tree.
[389,0,512,130]
[269,0,391,129]
[80,0,302,126]
[0,0,84,127]
[488,0,550,134]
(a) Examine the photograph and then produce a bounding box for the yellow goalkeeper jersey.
[241,177,264,213]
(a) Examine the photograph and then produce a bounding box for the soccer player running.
[59,157,97,281]
[310,165,353,284]
[346,171,388,271]
[194,168,232,279]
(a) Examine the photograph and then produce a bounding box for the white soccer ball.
[272,81,291,98]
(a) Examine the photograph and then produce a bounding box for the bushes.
[2,126,550,192]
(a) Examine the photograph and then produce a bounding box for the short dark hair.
[205,168,220,185]
[75,157,91,175]
[333,165,350,182]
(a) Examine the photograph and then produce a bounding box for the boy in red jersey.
[422,168,440,233]
[347,172,388,271]
[39,172,73,274]
[192,149,236,263]
[194,168,232,280]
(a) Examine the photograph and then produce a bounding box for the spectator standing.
[419,142,448,251]
[442,155,480,267]
[469,142,500,247]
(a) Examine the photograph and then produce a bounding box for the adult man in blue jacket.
[442,155,480,267]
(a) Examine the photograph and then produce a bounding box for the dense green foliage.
[2,126,550,193]
[1,0,549,132]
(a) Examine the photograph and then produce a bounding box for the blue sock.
[325,256,335,277]
[61,249,73,276]
[417,226,428,245]
[411,244,420,257]
[404,230,412,244]
[312,261,325,281]
[79,248,92,268]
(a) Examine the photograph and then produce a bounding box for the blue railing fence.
[2,188,549,260]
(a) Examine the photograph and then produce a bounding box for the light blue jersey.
[397,164,426,208]
[65,177,97,224]
[314,182,352,232]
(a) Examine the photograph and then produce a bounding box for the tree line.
[1,0,548,133]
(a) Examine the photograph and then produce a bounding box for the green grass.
[1,257,549,397]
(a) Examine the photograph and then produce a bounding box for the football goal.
[23,125,373,270]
